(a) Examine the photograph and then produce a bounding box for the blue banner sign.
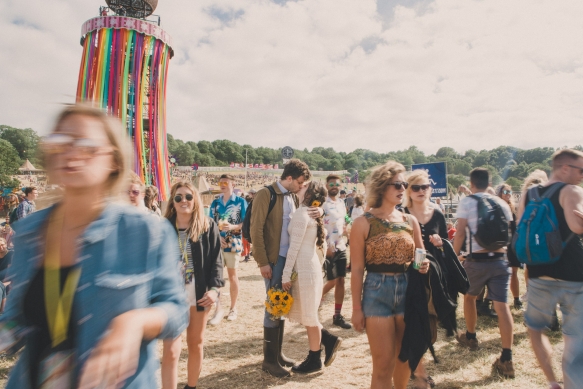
[411,162,448,197]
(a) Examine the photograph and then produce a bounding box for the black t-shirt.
[23,266,78,388]
[526,185,583,282]
[404,207,448,250]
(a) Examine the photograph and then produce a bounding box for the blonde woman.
[0,104,188,388]
[350,161,429,389]
[164,181,224,389]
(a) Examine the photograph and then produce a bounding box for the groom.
[250,159,322,377]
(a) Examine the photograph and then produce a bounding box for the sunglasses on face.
[328,183,341,187]
[567,164,583,175]
[41,133,110,158]
[218,182,230,187]
[502,190,512,195]
[174,194,194,203]
[127,190,141,196]
[389,181,408,190]
[411,184,430,192]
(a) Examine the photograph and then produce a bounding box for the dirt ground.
[0,260,564,388]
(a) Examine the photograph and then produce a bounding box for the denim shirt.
[0,202,189,389]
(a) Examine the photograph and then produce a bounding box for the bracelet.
[210,287,220,296]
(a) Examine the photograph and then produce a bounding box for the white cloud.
[1,0,582,155]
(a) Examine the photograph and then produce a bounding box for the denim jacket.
[1,202,189,388]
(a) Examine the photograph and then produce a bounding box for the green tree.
[0,139,22,187]
[505,177,522,191]
[0,125,41,166]
[447,174,467,191]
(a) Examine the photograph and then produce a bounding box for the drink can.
[413,248,426,270]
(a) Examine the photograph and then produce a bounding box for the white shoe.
[208,309,224,326]
[227,309,238,321]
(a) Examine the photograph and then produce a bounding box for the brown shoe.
[455,331,479,351]
[493,358,515,378]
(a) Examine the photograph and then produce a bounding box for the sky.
[1,0,582,154]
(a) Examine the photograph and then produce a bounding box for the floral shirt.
[323,197,347,252]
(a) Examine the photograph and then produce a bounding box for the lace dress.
[282,206,323,327]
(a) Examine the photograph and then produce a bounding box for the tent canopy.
[18,159,38,171]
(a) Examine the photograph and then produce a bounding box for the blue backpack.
[513,183,574,265]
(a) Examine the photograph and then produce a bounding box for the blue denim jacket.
[1,202,189,388]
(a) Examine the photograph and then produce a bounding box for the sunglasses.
[388,181,408,190]
[328,183,341,187]
[502,190,512,195]
[41,134,110,158]
[218,182,230,187]
[567,164,583,175]
[174,194,194,203]
[411,184,430,192]
[127,190,141,196]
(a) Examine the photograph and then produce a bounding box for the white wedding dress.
[282,206,325,327]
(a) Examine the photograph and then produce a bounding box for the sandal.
[414,375,435,389]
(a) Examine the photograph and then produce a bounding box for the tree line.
[0,124,579,192]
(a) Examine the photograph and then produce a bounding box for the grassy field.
[0,261,564,388]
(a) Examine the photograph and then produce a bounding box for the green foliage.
[0,125,41,167]
[0,139,22,187]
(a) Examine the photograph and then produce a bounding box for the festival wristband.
[210,287,220,296]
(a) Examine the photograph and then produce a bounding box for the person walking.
[250,159,322,378]
[165,181,224,389]
[322,174,351,329]
[281,182,342,373]
[0,104,188,389]
[14,186,38,221]
[209,174,247,323]
[519,149,583,389]
[350,161,429,389]
[453,168,516,378]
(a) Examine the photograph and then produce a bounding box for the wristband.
[210,287,220,296]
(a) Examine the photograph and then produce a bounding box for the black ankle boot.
[278,321,296,367]
[262,327,291,377]
[184,386,196,389]
[320,328,342,367]
[292,349,322,374]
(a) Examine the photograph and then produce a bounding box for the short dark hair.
[24,187,37,196]
[326,174,342,182]
[219,174,235,181]
[551,148,583,171]
[281,159,311,181]
[470,168,489,190]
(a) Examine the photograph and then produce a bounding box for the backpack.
[468,194,509,252]
[9,207,18,225]
[513,183,574,266]
[241,186,277,243]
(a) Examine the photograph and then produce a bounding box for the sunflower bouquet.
[265,284,295,321]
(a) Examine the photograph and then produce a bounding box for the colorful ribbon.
[76,26,171,200]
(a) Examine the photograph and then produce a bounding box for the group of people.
[0,103,581,389]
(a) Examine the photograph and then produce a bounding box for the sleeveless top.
[364,212,416,273]
[526,184,583,282]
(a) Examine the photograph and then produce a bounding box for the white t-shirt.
[323,197,347,252]
[351,206,364,220]
[455,192,512,252]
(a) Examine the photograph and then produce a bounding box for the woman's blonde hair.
[164,181,209,242]
[521,169,548,193]
[365,161,406,209]
[496,183,516,214]
[402,169,431,209]
[44,104,132,196]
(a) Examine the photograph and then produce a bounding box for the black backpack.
[242,186,277,243]
[468,194,509,252]
[9,208,18,225]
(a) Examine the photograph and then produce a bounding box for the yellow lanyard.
[176,224,189,264]
[44,208,82,348]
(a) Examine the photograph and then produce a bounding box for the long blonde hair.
[365,161,406,209]
[402,169,431,209]
[521,169,548,193]
[164,181,209,242]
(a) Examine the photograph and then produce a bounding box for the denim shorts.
[362,272,408,318]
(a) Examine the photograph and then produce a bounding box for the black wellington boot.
[321,328,342,367]
[262,327,291,377]
[278,321,296,367]
[291,350,322,374]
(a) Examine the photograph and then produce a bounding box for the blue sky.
[1,0,582,154]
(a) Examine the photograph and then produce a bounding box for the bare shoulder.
[560,184,583,204]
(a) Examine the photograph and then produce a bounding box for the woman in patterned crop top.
[350,161,430,389]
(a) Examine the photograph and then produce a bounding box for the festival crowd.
[0,105,582,389]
